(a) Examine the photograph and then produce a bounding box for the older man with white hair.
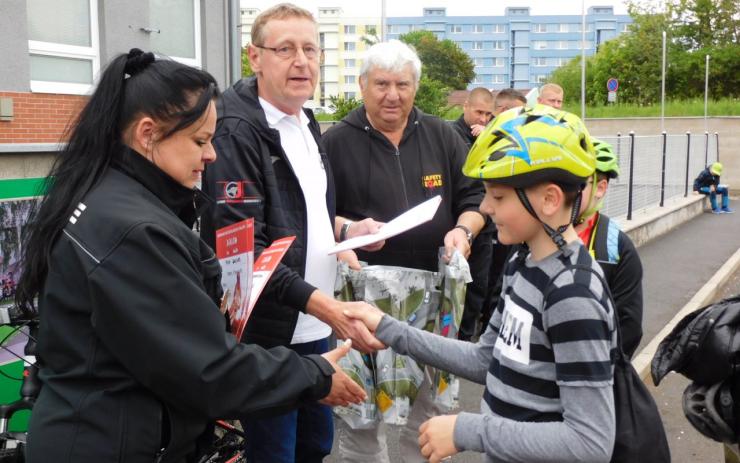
[323,40,485,463]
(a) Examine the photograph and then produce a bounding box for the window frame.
[151,0,202,68]
[27,0,100,94]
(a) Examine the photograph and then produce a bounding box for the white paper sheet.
[329,195,442,255]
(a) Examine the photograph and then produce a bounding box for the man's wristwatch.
[454,224,474,246]
[340,220,354,242]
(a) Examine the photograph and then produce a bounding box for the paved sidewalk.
[327,204,740,462]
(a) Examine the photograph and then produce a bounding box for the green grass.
[562,98,740,118]
[313,98,738,121]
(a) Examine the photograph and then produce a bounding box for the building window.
[344,42,356,51]
[387,25,401,34]
[493,75,505,84]
[472,41,483,50]
[558,41,568,49]
[27,0,100,94]
[474,58,484,67]
[473,24,484,34]
[344,25,356,34]
[494,58,504,67]
[559,23,569,33]
[533,41,547,50]
[451,25,462,34]
[493,41,505,50]
[533,24,546,33]
[149,0,202,67]
[344,75,356,84]
[533,57,547,66]
[494,24,506,33]
[344,59,356,67]
[535,74,548,84]
[558,57,570,66]
[344,92,356,99]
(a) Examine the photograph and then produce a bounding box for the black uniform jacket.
[201,76,336,348]
[28,150,333,463]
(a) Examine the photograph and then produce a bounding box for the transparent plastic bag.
[333,252,470,427]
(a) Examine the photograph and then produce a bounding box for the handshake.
[317,300,385,407]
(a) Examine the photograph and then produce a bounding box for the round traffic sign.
[607,78,619,92]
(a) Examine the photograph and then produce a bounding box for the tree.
[399,30,475,90]
[328,95,362,120]
[665,0,739,49]
[413,76,451,117]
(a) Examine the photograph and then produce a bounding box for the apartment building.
[386,6,631,90]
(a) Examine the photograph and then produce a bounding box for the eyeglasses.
[254,44,324,61]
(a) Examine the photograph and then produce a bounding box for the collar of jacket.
[113,147,213,228]
[344,104,421,144]
[231,76,322,148]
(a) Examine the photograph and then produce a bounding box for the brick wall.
[0,92,87,144]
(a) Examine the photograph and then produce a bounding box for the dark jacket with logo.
[28,151,333,463]
[200,76,336,348]
[323,106,484,272]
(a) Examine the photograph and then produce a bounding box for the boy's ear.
[540,183,565,217]
[594,178,609,202]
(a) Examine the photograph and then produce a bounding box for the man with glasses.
[201,4,383,462]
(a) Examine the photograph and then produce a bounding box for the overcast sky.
[241,0,630,17]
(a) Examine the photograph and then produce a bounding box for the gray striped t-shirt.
[375,240,618,462]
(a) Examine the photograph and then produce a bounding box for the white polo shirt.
[260,97,334,344]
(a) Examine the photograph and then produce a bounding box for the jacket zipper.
[394,148,410,210]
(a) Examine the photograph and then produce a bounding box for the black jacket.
[201,76,336,348]
[323,106,484,272]
[28,151,333,463]
[588,213,644,359]
[449,115,475,147]
[693,167,720,191]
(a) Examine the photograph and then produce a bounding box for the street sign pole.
[606,78,618,104]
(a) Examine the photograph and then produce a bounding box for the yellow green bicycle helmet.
[463,104,595,189]
[464,105,596,249]
[592,138,620,179]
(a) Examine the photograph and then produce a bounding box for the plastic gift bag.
[333,251,470,428]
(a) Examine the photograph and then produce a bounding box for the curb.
[632,245,740,383]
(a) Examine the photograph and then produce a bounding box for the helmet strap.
[515,187,581,252]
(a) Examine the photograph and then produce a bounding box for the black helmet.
[652,295,740,386]
[683,378,738,444]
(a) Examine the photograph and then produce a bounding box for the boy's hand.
[419,415,459,462]
[343,305,385,333]
[319,340,367,406]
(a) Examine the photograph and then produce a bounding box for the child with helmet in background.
[575,138,644,359]
[344,105,618,462]
[694,162,733,214]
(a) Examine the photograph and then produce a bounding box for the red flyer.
[216,219,295,341]
[248,236,296,313]
[216,219,254,340]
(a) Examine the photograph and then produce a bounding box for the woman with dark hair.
[15,49,364,463]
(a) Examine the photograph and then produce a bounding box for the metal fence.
[599,132,720,220]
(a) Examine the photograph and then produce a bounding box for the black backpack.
[545,264,670,463]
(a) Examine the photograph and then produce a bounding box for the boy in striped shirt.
[346,105,618,463]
